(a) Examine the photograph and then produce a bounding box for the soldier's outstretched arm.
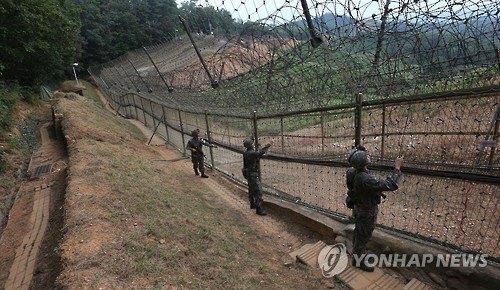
[200,138,214,148]
[364,166,402,192]
[258,139,274,156]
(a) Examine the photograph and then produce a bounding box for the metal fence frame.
[89,68,500,262]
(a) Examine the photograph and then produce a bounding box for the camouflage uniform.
[243,141,271,215]
[346,167,358,219]
[186,130,214,178]
[352,168,401,256]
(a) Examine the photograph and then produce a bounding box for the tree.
[71,0,180,67]
[179,1,234,37]
[0,0,81,85]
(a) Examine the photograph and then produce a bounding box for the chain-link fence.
[89,0,499,261]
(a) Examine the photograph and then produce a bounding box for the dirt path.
[127,104,329,271]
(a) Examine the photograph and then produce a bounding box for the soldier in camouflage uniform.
[348,146,403,272]
[346,145,367,221]
[186,129,216,178]
[242,138,274,216]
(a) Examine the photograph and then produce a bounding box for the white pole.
[72,63,79,84]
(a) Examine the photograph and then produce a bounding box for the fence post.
[179,109,186,155]
[355,93,363,146]
[149,100,156,131]
[253,111,261,179]
[125,94,132,117]
[162,105,170,143]
[139,97,147,125]
[119,60,140,93]
[381,104,386,161]
[253,111,259,150]
[205,110,215,170]
[127,57,151,93]
[131,94,140,120]
[496,47,500,71]
[320,112,325,154]
[280,117,284,153]
[488,109,499,165]
[111,60,127,89]
[143,46,173,92]
[116,94,124,116]
[178,16,218,88]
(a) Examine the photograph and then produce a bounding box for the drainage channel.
[1,121,67,290]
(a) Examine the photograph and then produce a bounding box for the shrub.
[0,83,21,133]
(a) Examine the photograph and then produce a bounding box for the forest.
[0,0,240,86]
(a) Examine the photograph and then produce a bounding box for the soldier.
[186,129,217,178]
[242,138,274,216]
[348,146,403,272]
[346,145,367,221]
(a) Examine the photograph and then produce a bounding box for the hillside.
[53,88,338,288]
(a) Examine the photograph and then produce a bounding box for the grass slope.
[55,92,328,289]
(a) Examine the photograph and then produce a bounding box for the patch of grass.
[4,137,20,153]
[0,83,21,134]
[80,80,104,107]
[57,93,331,289]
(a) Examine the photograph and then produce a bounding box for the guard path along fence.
[88,0,500,262]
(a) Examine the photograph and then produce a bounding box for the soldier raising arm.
[242,138,274,216]
[349,146,403,272]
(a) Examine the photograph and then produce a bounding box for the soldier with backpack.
[346,145,404,272]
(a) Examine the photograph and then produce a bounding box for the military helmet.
[243,138,254,148]
[191,129,199,137]
[348,144,366,163]
[350,150,369,169]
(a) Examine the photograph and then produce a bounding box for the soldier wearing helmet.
[186,129,217,178]
[242,137,274,216]
[346,145,404,272]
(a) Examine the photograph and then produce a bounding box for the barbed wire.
[89,0,500,260]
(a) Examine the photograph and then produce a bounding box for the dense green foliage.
[0,0,241,85]
[70,0,239,67]
[0,83,21,134]
[0,0,81,86]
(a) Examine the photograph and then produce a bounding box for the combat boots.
[194,169,199,176]
[200,172,209,178]
[352,256,374,272]
[256,207,267,216]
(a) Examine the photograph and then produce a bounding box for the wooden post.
[205,110,215,170]
[381,104,386,161]
[179,109,186,155]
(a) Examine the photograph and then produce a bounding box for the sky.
[176,0,497,24]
